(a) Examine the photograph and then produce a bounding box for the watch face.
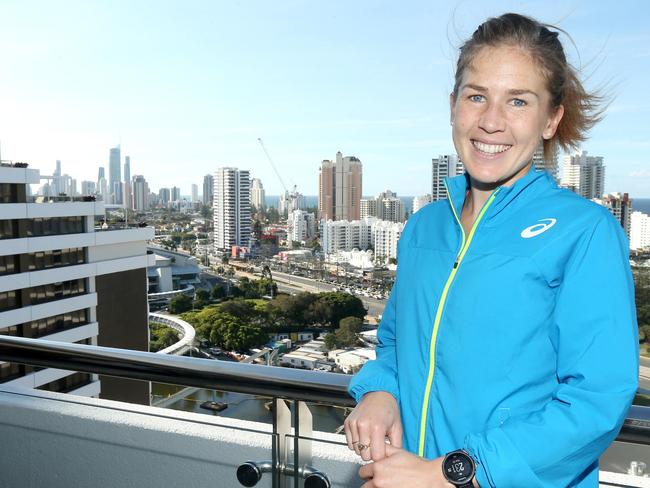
[443,452,475,484]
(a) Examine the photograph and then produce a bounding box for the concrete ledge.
[0,386,361,488]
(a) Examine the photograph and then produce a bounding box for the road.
[268,270,387,318]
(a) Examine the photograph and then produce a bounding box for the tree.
[191,310,268,351]
[211,283,226,300]
[193,289,210,309]
[308,292,367,327]
[169,293,193,314]
[323,316,363,350]
[149,323,180,352]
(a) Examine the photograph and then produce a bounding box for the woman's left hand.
[358,444,455,488]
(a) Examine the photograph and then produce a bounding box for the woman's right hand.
[344,391,403,462]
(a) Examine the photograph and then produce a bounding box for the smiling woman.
[345,12,638,488]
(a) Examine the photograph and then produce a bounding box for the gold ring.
[357,443,370,451]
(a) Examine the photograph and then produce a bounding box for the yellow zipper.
[417,186,499,457]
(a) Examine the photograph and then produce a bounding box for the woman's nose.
[478,102,506,133]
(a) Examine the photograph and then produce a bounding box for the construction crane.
[257,138,289,193]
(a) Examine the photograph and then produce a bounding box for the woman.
[345,13,638,488]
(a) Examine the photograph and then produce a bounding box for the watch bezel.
[442,449,476,485]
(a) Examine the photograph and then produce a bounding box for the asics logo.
[521,218,557,238]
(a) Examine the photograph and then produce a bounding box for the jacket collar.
[444,166,555,221]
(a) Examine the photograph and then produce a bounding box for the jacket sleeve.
[464,213,639,487]
[347,277,400,403]
[347,211,418,403]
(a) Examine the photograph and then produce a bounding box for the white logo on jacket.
[521,218,557,238]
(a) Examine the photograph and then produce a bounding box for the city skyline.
[0,1,648,197]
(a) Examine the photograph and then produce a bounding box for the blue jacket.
[349,168,638,487]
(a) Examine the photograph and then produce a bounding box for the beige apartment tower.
[318,151,362,221]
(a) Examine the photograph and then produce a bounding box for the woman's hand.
[358,444,455,488]
[344,391,403,462]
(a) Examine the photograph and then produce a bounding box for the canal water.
[152,383,349,433]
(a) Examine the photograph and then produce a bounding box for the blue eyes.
[467,94,527,107]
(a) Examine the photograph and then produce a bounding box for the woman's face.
[450,44,564,190]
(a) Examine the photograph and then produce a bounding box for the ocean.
[266,196,650,216]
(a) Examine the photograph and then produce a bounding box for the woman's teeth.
[472,140,511,154]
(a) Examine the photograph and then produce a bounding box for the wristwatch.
[442,449,476,488]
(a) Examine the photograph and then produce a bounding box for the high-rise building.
[98,178,108,202]
[171,187,181,203]
[191,184,199,203]
[562,151,605,200]
[158,188,171,206]
[318,151,362,221]
[97,167,105,198]
[532,143,559,182]
[0,164,154,404]
[320,217,376,256]
[594,193,632,238]
[202,174,214,207]
[109,146,122,205]
[81,181,96,196]
[361,190,404,223]
[251,178,265,210]
[279,189,305,217]
[360,199,377,220]
[288,210,316,243]
[630,211,650,250]
[213,168,251,251]
[412,194,432,214]
[123,156,132,210]
[132,175,150,212]
[432,155,464,200]
[123,157,131,183]
[372,220,404,264]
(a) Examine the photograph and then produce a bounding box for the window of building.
[0,290,19,312]
[29,278,87,306]
[27,247,85,271]
[26,309,88,339]
[0,183,19,203]
[0,362,24,383]
[26,217,85,237]
[0,255,18,276]
[0,219,18,239]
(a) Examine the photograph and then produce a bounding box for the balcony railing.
[0,335,648,487]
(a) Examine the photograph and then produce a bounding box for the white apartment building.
[0,164,154,403]
[562,150,605,200]
[361,190,404,223]
[372,220,404,263]
[288,210,315,243]
[279,189,305,217]
[594,193,632,238]
[412,194,432,214]
[631,211,650,250]
[320,217,376,257]
[432,155,464,200]
[202,174,214,207]
[191,184,199,203]
[213,167,251,252]
[251,178,265,210]
[320,217,402,263]
[131,175,150,212]
[532,143,559,182]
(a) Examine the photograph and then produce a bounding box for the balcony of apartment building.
[0,335,648,488]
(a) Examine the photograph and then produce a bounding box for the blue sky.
[0,0,649,197]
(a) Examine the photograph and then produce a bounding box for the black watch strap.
[458,483,473,488]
